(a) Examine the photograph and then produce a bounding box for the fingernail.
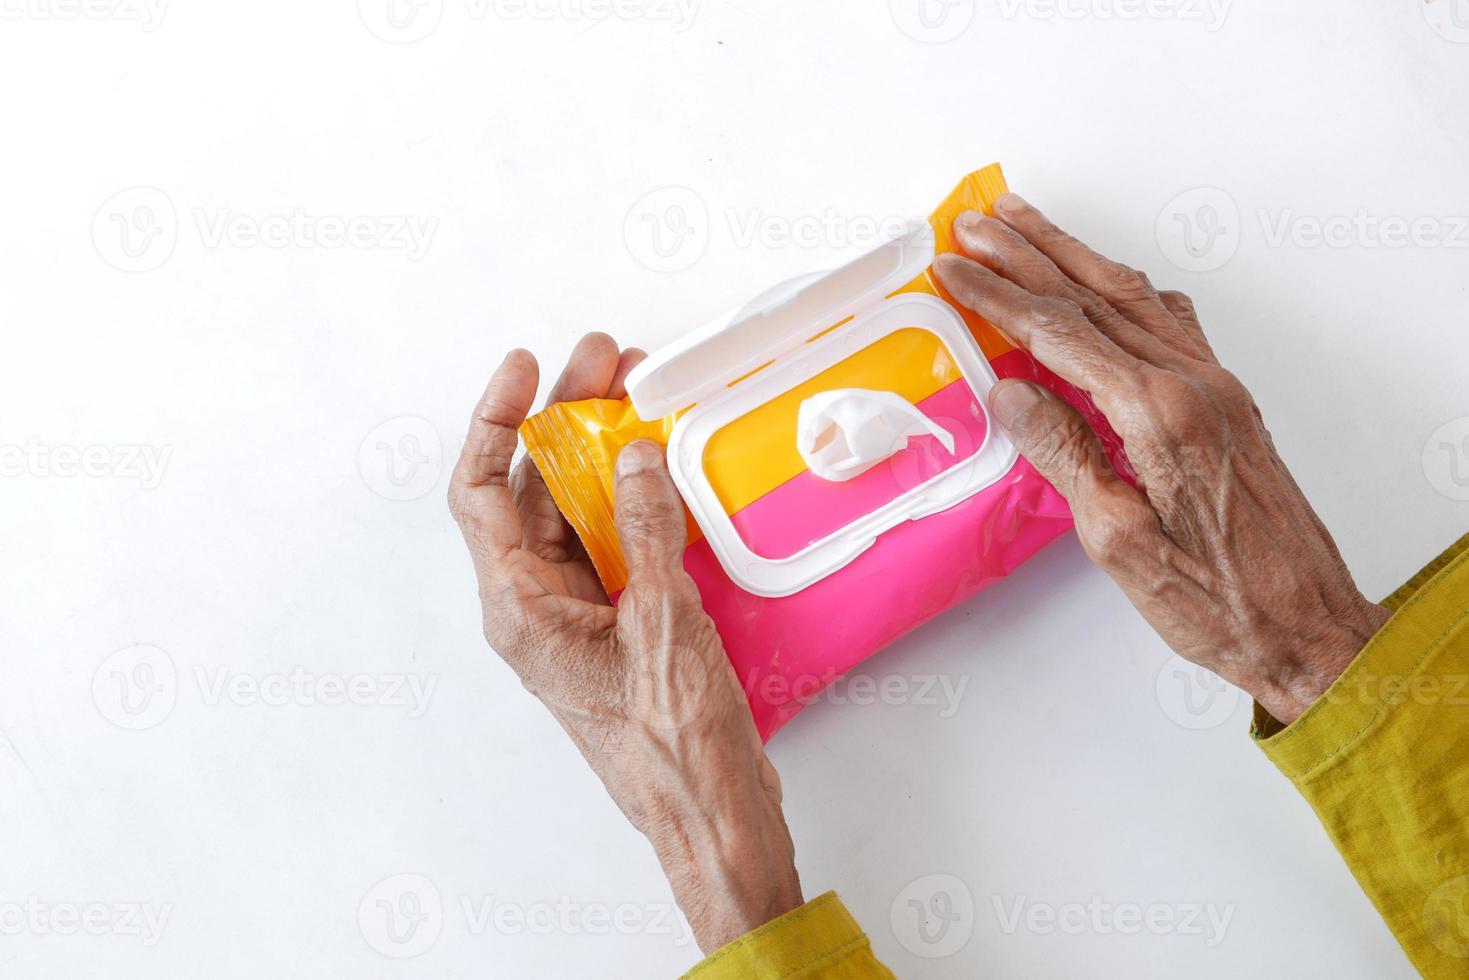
[617,439,664,477]
[989,381,1044,429]
[931,252,967,280]
[993,192,1026,215]
[954,212,1002,260]
[954,210,985,234]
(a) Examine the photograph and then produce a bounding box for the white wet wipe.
[797,388,955,482]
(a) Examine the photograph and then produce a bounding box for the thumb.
[614,440,690,583]
[988,380,1110,502]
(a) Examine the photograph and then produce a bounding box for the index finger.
[449,349,539,556]
[932,253,1141,409]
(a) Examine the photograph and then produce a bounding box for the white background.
[1,0,1466,976]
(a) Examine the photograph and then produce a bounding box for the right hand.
[934,193,1389,725]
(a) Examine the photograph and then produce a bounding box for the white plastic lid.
[628,225,1019,598]
[625,221,937,419]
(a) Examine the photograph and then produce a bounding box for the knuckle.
[1030,297,1087,335]
[1187,364,1254,419]
[1033,219,1072,249]
[618,492,679,539]
[1151,369,1203,408]
[988,232,1028,269]
[621,512,680,550]
[1206,370,1259,425]
[1198,364,1249,401]
[1129,370,1206,442]
[1159,289,1195,313]
[1135,367,1252,448]
[984,222,1045,272]
[1071,286,1113,321]
[1102,262,1155,301]
[1026,409,1090,468]
[475,393,523,430]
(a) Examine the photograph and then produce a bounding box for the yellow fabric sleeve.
[1255,532,1469,977]
[681,892,894,980]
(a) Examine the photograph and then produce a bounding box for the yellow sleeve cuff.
[1253,532,1469,976]
[1251,532,1469,769]
[681,892,894,980]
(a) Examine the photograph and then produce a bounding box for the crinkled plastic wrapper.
[522,165,1128,741]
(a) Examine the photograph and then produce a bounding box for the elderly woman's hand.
[448,333,803,952]
[935,195,1391,726]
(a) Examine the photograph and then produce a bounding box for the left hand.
[447,332,803,953]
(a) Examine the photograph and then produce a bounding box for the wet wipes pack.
[522,165,1128,740]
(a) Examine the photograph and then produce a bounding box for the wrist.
[1249,596,1391,725]
[639,755,803,953]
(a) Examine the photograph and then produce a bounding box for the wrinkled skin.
[934,193,1389,724]
[447,334,801,954]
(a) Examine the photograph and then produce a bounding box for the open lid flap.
[626,220,936,420]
